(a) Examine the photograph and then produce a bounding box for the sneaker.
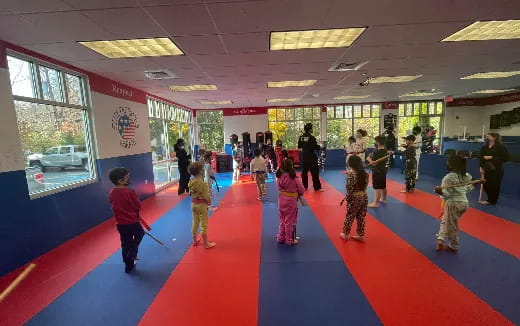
[352,235,365,242]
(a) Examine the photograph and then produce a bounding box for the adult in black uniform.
[174,138,191,195]
[479,133,508,205]
[298,123,323,191]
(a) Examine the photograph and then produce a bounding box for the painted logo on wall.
[112,107,140,149]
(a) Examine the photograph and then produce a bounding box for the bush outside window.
[197,110,224,151]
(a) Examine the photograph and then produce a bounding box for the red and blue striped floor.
[1,169,518,326]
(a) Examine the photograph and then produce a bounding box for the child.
[232,142,243,183]
[280,149,292,163]
[203,151,217,208]
[198,148,206,162]
[108,167,145,273]
[367,135,389,207]
[434,156,482,252]
[276,159,305,245]
[188,162,216,249]
[250,149,268,200]
[345,136,360,168]
[401,135,417,193]
[340,155,368,241]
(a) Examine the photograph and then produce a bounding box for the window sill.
[29,176,98,200]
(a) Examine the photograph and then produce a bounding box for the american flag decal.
[112,107,140,148]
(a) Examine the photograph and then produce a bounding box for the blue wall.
[0,152,155,276]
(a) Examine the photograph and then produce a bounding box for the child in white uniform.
[250,149,268,200]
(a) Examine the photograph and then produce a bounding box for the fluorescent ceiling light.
[471,89,516,94]
[461,71,520,79]
[369,75,422,83]
[268,80,316,87]
[399,92,442,97]
[79,38,183,58]
[267,98,300,103]
[442,20,520,41]
[334,95,370,100]
[200,100,233,105]
[169,84,218,92]
[270,28,366,51]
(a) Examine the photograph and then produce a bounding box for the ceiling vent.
[144,70,176,80]
[329,61,369,72]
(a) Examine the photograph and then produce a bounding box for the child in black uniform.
[368,135,389,207]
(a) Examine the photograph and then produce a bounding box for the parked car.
[25,166,45,193]
[28,145,90,171]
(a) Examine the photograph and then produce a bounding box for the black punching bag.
[242,132,251,156]
[256,132,264,146]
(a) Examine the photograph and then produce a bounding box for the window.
[268,107,321,149]
[147,98,193,190]
[7,54,95,197]
[327,104,380,148]
[198,110,224,151]
[398,101,444,152]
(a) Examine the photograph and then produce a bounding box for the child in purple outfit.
[276,159,305,245]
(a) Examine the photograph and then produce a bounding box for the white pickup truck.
[28,145,90,171]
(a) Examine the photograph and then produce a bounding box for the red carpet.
[139,181,262,325]
[385,178,520,258]
[305,180,513,326]
[0,187,183,326]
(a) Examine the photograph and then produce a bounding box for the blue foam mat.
[322,170,520,325]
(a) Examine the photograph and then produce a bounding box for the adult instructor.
[298,123,324,192]
[174,138,191,195]
[479,132,508,205]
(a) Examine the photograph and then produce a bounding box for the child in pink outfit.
[276,159,305,245]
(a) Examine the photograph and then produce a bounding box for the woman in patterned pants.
[340,155,369,241]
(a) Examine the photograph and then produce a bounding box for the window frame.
[268,107,321,149]
[398,100,444,150]
[6,50,97,199]
[326,104,381,149]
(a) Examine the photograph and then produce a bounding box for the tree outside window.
[198,110,224,151]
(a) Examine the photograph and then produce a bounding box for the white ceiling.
[1,0,519,109]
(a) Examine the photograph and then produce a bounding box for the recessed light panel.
[268,80,316,87]
[79,38,183,58]
[267,98,301,103]
[461,71,520,79]
[399,92,442,97]
[472,89,516,94]
[442,20,520,41]
[169,85,218,92]
[334,95,370,100]
[369,75,422,83]
[270,28,366,51]
[200,100,233,105]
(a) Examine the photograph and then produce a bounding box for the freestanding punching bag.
[242,132,251,156]
[256,132,265,146]
[264,131,273,144]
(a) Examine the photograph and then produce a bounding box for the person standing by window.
[355,129,368,162]
[175,138,191,195]
[479,133,508,205]
[412,126,422,180]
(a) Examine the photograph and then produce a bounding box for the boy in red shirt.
[109,167,145,273]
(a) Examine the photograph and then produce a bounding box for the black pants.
[484,169,503,205]
[301,159,322,190]
[117,223,144,267]
[178,167,190,194]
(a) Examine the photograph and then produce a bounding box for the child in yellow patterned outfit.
[188,162,216,249]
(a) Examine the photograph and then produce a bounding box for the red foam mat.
[305,181,513,326]
[138,182,262,326]
[0,187,183,326]
[385,178,520,258]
